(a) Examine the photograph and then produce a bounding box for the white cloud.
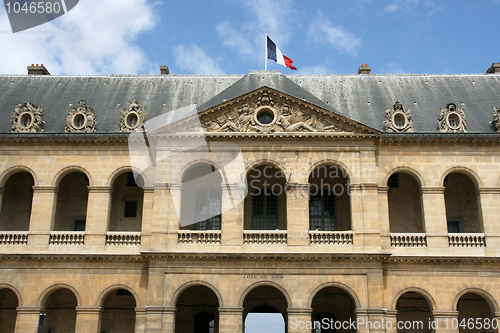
[173,44,225,75]
[309,15,361,54]
[0,0,158,75]
[298,65,330,75]
[216,0,295,63]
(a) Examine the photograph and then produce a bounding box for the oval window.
[20,113,33,128]
[73,113,86,129]
[126,113,139,128]
[447,113,460,129]
[257,108,274,125]
[393,113,406,129]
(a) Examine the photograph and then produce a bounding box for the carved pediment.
[191,88,374,135]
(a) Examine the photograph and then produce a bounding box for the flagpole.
[265,32,268,71]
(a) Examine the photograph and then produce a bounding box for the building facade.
[1,64,500,332]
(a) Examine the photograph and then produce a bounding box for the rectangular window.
[72,217,86,231]
[447,218,463,233]
[124,200,138,218]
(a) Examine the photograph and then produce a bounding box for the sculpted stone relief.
[11,102,44,132]
[201,90,351,134]
[119,99,147,132]
[492,106,500,131]
[65,100,97,132]
[437,103,467,133]
[384,101,413,132]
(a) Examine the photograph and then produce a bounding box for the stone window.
[251,188,279,230]
[438,103,467,132]
[65,100,96,132]
[256,107,275,125]
[384,101,413,132]
[119,99,147,132]
[11,102,44,133]
[124,200,138,218]
[71,217,86,231]
[309,189,336,231]
[193,188,221,230]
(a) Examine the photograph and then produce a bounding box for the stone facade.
[0,71,500,333]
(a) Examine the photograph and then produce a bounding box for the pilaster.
[286,183,310,246]
[28,186,57,246]
[84,186,112,247]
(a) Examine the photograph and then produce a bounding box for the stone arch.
[441,166,482,188]
[239,281,291,309]
[179,159,222,183]
[38,283,81,308]
[0,165,37,187]
[107,166,148,188]
[308,282,361,309]
[245,159,288,181]
[453,288,499,313]
[383,166,425,188]
[307,159,353,183]
[53,165,93,187]
[96,284,141,307]
[99,285,139,333]
[171,280,223,308]
[0,283,22,307]
[391,287,436,311]
[0,169,35,231]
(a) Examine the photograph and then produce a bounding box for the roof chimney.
[160,65,170,75]
[358,63,371,74]
[486,63,500,74]
[27,64,50,75]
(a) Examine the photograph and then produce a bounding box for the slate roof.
[0,70,499,134]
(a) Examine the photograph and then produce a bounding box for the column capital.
[87,186,112,193]
[478,187,500,194]
[287,307,313,314]
[421,186,445,194]
[76,306,101,313]
[432,310,459,317]
[32,185,57,193]
[143,187,155,193]
[145,306,176,314]
[16,306,43,314]
[218,307,244,314]
[377,186,389,194]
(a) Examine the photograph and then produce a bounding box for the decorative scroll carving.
[492,106,500,131]
[11,102,44,133]
[437,103,467,133]
[119,99,147,132]
[201,89,350,134]
[384,101,413,132]
[65,100,96,132]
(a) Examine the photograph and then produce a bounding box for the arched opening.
[387,172,424,233]
[396,292,433,333]
[0,171,34,231]
[0,288,19,333]
[245,165,287,230]
[99,288,137,333]
[311,286,356,332]
[175,285,219,333]
[53,172,89,231]
[42,288,77,333]
[457,293,496,333]
[108,172,144,231]
[444,173,482,233]
[243,285,287,333]
[309,165,351,231]
[181,164,222,230]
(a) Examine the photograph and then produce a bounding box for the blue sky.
[1,0,500,75]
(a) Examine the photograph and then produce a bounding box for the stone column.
[350,184,381,251]
[432,310,459,333]
[28,186,58,246]
[378,186,391,249]
[287,307,312,333]
[355,308,370,333]
[219,307,243,333]
[135,307,146,333]
[385,310,398,333]
[150,183,177,251]
[161,306,177,333]
[145,306,169,333]
[140,188,154,249]
[75,306,101,333]
[221,184,244,246]
[421,187,449,248]
[478,188,500,250]
[286,184,310,246]
[84,186,112,247]
[15,306,43,333]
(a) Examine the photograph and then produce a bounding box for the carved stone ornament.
[437,103,467,133]
[200,89,351,134]
[492,106,500,131]
[119,99,147,132]
[384,101,413,132]
[11,102,44,132]
[65,100,96,132]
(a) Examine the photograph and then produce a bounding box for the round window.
[393,113,406,129]
[447,113,461,129]
[126,112,139,129]
[256,108,274,125]
[73,113,86,129]
[19,113,33,128]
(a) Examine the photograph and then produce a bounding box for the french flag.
[267,36,297,70]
